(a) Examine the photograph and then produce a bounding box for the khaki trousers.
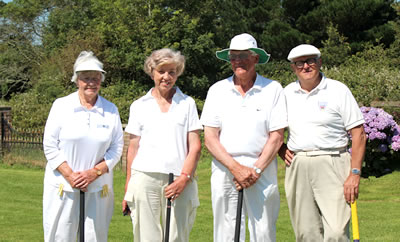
[285,151,351,242]
[126,170,199,242]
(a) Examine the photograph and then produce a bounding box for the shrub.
[100,81,147,124]
[325,45,400,106]
[357,107,400,177]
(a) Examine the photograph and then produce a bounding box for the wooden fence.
[0,113,43,154]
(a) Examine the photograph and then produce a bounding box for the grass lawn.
[1,151,400,241]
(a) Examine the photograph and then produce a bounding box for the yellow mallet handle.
[351,201,360,242]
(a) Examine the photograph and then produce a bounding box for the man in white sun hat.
[201,33,287,241]
[279,44,366,241]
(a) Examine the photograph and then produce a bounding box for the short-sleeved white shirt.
[284,74,365,152]
[125,87,203,176]
[43,91,124,192]
[201,74,288,160]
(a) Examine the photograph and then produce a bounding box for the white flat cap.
[287,44,321,61]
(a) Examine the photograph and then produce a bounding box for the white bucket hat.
[71,51,106,82]
[216,33,270,64]
[287,44,321,62]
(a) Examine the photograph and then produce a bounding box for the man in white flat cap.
[279,44,366,241]
[201,33,287,241]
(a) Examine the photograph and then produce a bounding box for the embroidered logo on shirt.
[97,124,110,129]
[318,101,328,110]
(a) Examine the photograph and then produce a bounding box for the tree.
[282,0,398,53]
[0,0,47,98]
[320,23,351,68]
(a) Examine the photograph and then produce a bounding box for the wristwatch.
[351,168,361,175]
[253,166,262,175]
[95,168,102,176]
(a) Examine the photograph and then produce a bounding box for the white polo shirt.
[125,87,203,176]
[284,74,364,152]
[201,74,288,161]
[43,91,124,192]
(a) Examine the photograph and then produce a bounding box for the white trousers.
[211,166,280,242]
[43,184,114,242]
[125,170,199,242]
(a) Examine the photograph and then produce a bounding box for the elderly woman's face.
[152,63,178,92]
[77,71,102,97]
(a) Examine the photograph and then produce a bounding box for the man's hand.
[344,173,360,203]
[231,164,259,190]
[278,144,294,167]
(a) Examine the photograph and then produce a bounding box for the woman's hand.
[122,200,131,215]
[73,168,98,191]
[164,175,190,201]
[64,171,82,188]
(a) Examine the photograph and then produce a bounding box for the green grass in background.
[1,155,400,241]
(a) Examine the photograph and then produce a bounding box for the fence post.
[1,113,4,156]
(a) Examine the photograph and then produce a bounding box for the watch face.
[255,168,261,174]
[97,170,102,176]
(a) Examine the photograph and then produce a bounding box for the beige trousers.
[125,170,199,242]
[285,151,351,242]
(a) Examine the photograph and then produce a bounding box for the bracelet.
[181,172,191,179]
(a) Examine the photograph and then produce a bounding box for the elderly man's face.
[291,55,322,83]
[229,50,258,78]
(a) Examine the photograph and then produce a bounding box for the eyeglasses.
[228,53,251,61]
[293,58,319,68]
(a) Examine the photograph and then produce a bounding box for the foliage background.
[1,0,400,127]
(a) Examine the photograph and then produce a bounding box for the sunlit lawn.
[0,150,399,241]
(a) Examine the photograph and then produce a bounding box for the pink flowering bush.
[358,107,400,177]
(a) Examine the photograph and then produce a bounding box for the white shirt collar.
[72,91,104,115]
[228,73,263,93]
[142,87,185,102]
[294,72,327,93]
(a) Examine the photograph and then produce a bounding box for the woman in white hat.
[42,51,124,241]
[122,48,202,242]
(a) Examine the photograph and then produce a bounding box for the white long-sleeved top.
[43,91,123,192]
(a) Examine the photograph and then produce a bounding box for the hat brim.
[75,61,106,73]
[216,48,270,64]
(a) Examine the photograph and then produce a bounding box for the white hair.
[143,48,185,77]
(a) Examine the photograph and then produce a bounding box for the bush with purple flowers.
[357,107,400,177]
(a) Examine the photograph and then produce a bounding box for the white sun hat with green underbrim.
[216,33,271,64]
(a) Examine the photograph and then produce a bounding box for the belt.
[295,148,347,156]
